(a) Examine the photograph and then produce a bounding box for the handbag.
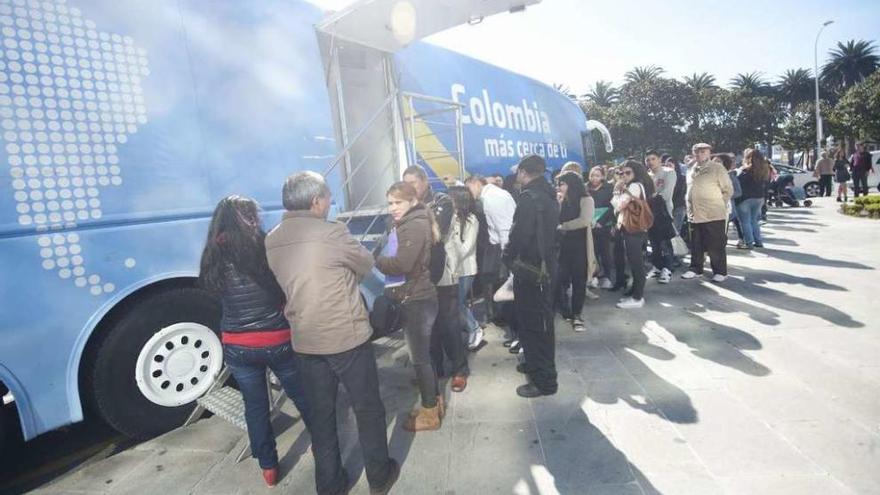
[671,236,689,257]
[493,273,515,302]
[621,185,654,233]
[369,294,403,341]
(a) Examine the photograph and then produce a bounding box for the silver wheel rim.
[134,322,222,407]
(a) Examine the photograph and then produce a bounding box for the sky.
[309,0,879,95]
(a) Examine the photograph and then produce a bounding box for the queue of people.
[195,143,794,492]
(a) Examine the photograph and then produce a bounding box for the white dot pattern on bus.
[1,0,148,296]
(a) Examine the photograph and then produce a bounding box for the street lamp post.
[814,20,834,163]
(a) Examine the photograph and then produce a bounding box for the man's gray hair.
[282,171,330,211]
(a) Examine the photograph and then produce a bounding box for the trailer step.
[195,386,247,431]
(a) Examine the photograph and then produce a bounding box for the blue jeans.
[224,342,311,469]
[736,198,764,246]
[457,275,480,333]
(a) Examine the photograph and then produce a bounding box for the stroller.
[767,174,813,208]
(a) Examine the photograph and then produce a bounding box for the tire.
[86,287,221,439]
[803,182,820,198]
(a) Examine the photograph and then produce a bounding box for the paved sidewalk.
[31,199,880,495]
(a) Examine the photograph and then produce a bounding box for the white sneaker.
[468,327,484,349]
[585,288,600,300]
[588,277,599,289]
[647,267,660,278]
[712,274,727,283]
[681,270,700,280]
[617,297,645,309]
[658,269,671,284]
[599,278,613,289]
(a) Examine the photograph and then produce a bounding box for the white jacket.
[452,214,478,278]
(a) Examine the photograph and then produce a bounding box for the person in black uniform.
[503,155,559,398]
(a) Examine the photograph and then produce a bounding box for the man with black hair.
[645,150,677,284]
[503,155,560,398]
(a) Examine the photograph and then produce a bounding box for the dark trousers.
[689,220,727,276]
[853,171,869,197]
[819,175,833,197]
[295,342,393,495]
[401,298,439,408]
[555,241,587,319]
[614,230,648,300]
[479,243,504,323]
[431,285,469,378]
[649,236,673,271]
[224,342,311,469]
[514,277,557,393]
[592,226,614,279]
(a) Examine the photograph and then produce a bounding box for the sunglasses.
[615,170,633,176]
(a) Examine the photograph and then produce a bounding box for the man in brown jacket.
[266,171,399,495]
[681,143,733,283]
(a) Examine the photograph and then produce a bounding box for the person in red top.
[849,142,874,198]
[198,195,311,488]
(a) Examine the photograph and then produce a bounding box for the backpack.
[621,184,654,233]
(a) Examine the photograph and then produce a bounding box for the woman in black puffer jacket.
[199,195,310,488]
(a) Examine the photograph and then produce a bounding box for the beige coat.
[266,211,374,355]
[686,160,733,224]
[559,196,597,280]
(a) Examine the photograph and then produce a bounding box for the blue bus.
[0,0,606,443]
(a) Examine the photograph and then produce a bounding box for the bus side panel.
[0,0,339,438]
[177,0,338,207]
[394,42,587,179]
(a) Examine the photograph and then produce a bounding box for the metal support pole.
[814,20,834,163]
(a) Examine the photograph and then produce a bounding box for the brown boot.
[403,404,441,432]
[436,395,445,419]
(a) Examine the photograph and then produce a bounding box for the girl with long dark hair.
[555,171,594,332]
[198,195,310,488]
[611,161,653,309]
[736,149,770,249]
[447,186,483,350]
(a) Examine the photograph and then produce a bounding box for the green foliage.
[821,40,879,94]
[777,69,815,107]
[854,195,880,206]
[828,71,880,142]
[577,40,877,160]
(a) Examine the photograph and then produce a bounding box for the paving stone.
[716,474,854,495]
[447,421,544,494]
[108,450,222,495]
[654,389,820,478]
[37,450,151,494]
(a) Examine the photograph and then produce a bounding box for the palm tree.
[684,72,718,91]
[583,80,619,107]
[624,65,665,85]
[730,72,769,94]
[821,39,879,91]
[552,83,576,100]
[776,68,814,107]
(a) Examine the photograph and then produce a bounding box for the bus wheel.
[88,288,221,439]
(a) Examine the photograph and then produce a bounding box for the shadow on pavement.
[754,247,874,271]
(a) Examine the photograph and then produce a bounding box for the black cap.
[517,154,546,175]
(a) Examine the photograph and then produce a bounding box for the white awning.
[316,0,542,52]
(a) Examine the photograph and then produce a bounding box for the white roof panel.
[317,0,542,52]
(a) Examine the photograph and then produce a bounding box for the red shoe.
[263,466,278,487]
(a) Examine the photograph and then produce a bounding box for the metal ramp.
[183,367,293,463]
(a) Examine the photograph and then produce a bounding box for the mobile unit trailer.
[0,0,605,443]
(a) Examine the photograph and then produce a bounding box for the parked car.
[770,162,819,197]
